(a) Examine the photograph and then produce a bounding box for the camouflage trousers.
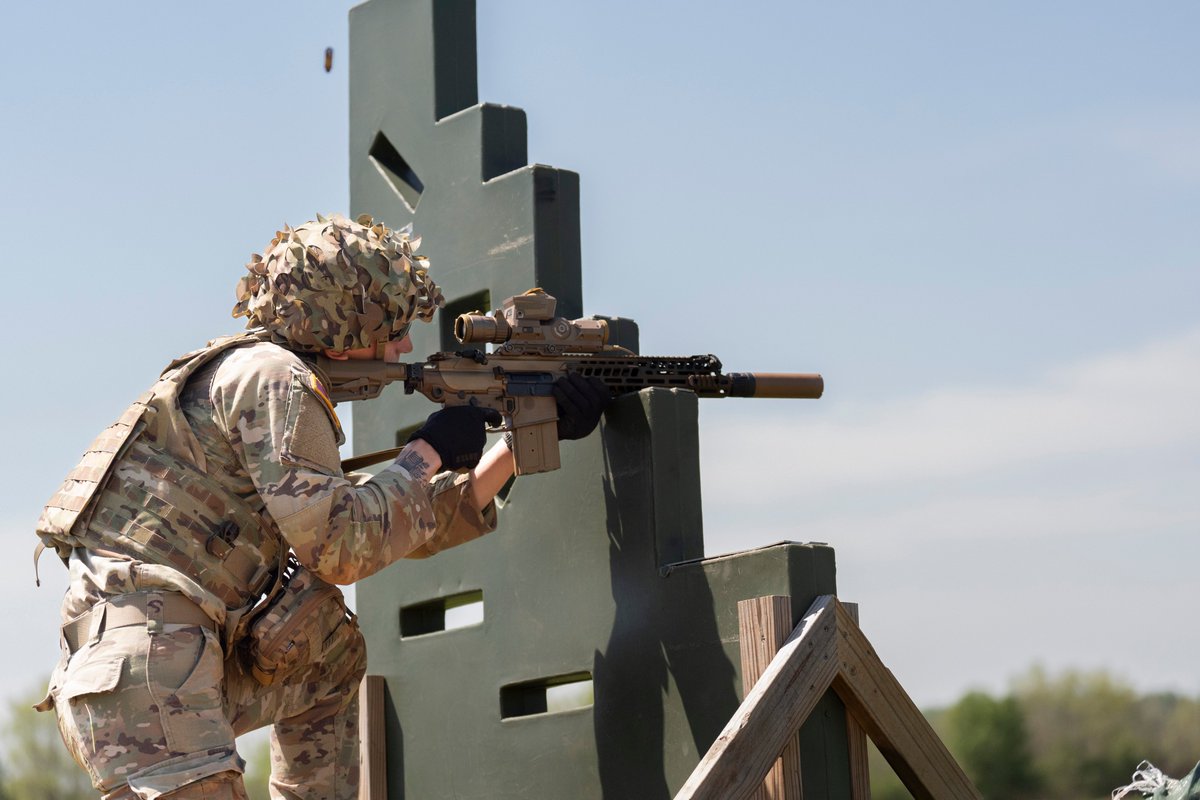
[41,592,367,800]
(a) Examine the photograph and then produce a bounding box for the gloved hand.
[408,405,503,471]
[554,372,611,441]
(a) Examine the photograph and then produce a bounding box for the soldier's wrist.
[396,439,442,480]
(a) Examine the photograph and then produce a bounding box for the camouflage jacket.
[40,337,496,626]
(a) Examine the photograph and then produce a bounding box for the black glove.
[554,373,611,441]
[408,405,503,471]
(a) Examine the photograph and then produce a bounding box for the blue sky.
[1,1,1196,713]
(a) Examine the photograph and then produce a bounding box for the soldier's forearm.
[469,440,515,510]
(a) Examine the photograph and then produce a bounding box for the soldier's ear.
[322,349,350,361]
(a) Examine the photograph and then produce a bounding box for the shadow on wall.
[594,396,739,799]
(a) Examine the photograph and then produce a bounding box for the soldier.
[34,213,609,800]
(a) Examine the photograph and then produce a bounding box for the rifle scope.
[455,312,608,350]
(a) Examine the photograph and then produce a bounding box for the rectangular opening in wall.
[500,672,594,720]
[439,289,492,352]
[369,131,424,212]
[399,590,484,638]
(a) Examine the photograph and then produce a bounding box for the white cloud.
[696,328,1200,705]
[701,326,1200,500]
[1109,115,1200,183]
[705,468,1198,558]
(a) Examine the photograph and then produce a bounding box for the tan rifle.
[321,289,823,476]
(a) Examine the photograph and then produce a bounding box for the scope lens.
[455,314,508,343]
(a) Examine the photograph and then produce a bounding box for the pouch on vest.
[240,557,357,686]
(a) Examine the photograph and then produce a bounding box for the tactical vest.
[37,332,284,609]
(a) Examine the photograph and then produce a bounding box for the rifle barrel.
[730,372,823,399]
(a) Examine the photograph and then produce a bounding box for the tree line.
[1,666,1196,799]
[870,667,1200,800]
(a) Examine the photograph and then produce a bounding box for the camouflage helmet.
[232,213,443,352]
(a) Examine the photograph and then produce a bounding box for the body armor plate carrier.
[36,333,283,609]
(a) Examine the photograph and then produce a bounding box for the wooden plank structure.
[679,595,981,800]
[359,675,387,800]
[738,596,804,799]
[842,603,872,800]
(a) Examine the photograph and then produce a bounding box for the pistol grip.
[510,420,561,476]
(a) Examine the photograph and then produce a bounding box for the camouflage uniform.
[37,216,492,799]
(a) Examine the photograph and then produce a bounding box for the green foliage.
[867,668,1200,800]
[242,736,272,800]
[1015,667,1146,798]
[867,742,912,800]
[0,682,92,800]
[943,691,1039,799]
[1128,692,1200,778]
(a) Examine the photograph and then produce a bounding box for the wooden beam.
[675,596,981,800]
[841,603,870,800]
[830,602,981,800]
[675,596,839,800]
[738,596,804,800]
[359,675,388,800]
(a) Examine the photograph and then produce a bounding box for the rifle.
[321,289,823,476]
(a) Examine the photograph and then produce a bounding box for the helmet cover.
[232,213,443,351]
